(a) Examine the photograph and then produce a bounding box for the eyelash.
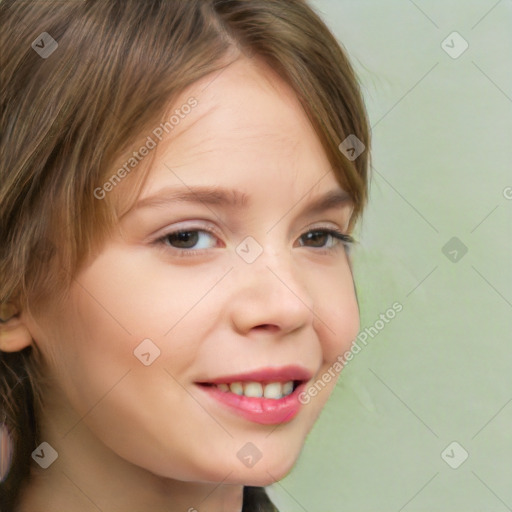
[154,226,355,257]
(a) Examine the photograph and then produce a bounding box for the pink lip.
[195,365,313,425]
[196,381,308,425]
[198,365,313,385]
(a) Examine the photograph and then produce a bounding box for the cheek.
[314,265,360,364]
[72,243,229,341]
[38,243,225,416]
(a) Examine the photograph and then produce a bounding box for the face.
[26,56,360,486]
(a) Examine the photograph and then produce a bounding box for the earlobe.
[0,303,33,352]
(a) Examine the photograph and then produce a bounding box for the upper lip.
[197,365,313,385]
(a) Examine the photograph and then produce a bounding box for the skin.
[13,56,360,511]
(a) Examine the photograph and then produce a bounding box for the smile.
[195,365,312,425]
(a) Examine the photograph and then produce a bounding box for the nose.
[229,249,314,337]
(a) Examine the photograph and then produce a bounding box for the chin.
[229,453,300,487]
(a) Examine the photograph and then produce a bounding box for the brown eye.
[298,229,353,249]
[161,230,218,250]
[300,230,330,248]
[165,231,199,248]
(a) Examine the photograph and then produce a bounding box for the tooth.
[244,382,263,398]
[282,381,294,396]
[230,382,244,395]
[263,382,283,399]
[221,380,295,398]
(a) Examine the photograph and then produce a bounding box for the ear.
[0,303,33,352]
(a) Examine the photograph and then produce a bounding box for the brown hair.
[0,0,370,509]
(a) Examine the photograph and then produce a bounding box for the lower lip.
[196,383,307,425]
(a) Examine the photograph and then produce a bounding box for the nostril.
[253,324,279,333]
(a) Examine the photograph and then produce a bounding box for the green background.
[269,1,512,510]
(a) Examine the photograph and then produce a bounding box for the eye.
[157,229,219,251]
[298,229,354,249]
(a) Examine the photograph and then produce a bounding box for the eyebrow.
[131,186,249,211]
[299,188,352,217]
[128,185,352,216]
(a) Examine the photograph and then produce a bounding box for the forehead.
[140,56,337,197]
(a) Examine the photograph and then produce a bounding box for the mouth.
[195,366,312,425]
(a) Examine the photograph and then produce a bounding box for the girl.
[0,1,370,510]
